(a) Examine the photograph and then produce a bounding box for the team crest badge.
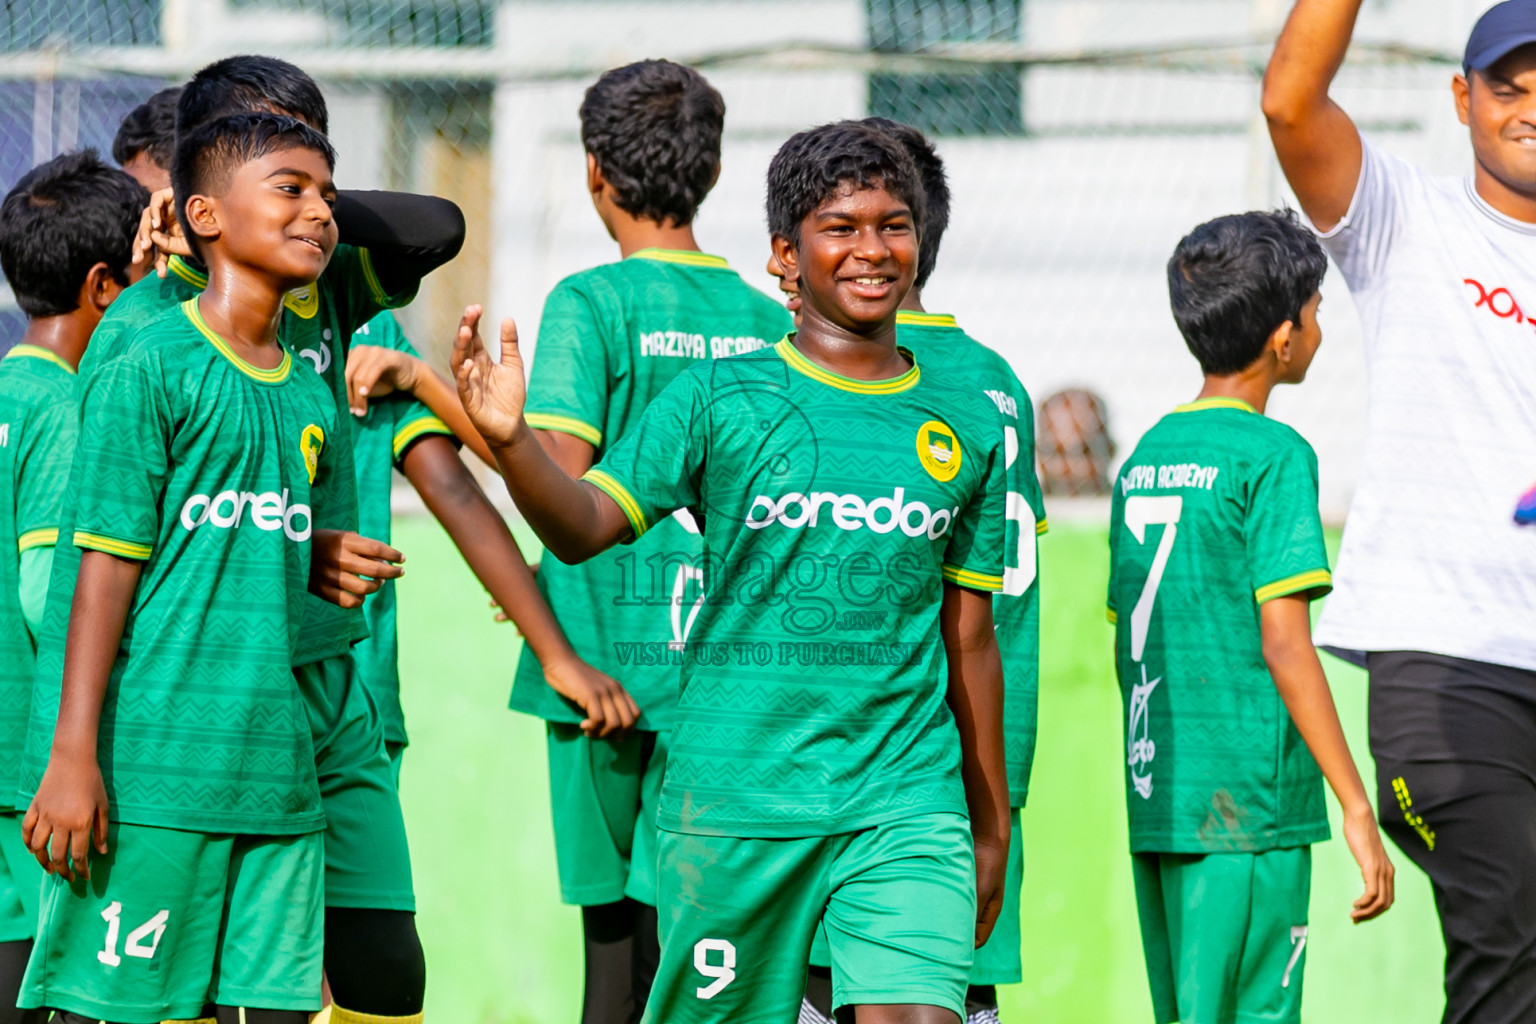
[915,420,962,482]
[300,424,325,484]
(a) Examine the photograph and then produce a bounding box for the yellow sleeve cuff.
[74,531,152,561]
[1255,568,1333,604]
[17,527,58,552]
[941,565,1004,592]
[525,413,603,447]
[392,416,454,460]
[582,469,649,539]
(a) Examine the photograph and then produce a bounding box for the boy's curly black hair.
[1167,208,1328,375]
[765,120,926,248]
[0,150,148,317]
[580,60,725,226]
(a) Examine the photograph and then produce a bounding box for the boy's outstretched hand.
[24,757,109,882]
[543,656,641,738]
[310,529,405,608]
[452,305,527,449]
[1343,803,1395,922]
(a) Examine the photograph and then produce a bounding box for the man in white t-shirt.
[1264,2,1536,1021]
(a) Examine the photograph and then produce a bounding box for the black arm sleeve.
[333,190,466,297]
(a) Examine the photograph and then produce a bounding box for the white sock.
[798,996,836,1024]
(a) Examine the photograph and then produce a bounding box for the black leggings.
[805,966,997,1021]
[1370,651,1536,1024]
[581,898,660,1024]
[325,906,427,1016]
[0,941,44,1024]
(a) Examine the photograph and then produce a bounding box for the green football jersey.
[0,345,78,810]
[1107,398,1334,854]
[21,300,343,834]
[348,311,453,746]
[77,250,412,664]
[896,311,1046,807]
[511,249,792,730]
[586,337,1009,838]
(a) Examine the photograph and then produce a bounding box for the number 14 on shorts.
[97,901,169,966]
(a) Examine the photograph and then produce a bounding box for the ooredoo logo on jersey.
[179,489,312,542]
[743,487,960,540]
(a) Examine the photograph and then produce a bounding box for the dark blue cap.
[1465,1,1536,72]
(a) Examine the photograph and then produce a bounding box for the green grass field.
[392,516,1445,1023]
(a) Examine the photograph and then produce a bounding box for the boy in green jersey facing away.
[0,150,147,1024]
[507,59,789,1023]
[1107,210,1394,1024]
[75,56,469,1023]
[453,120,1012,1024]
[779,119,1046,1024]
[18,113,342,1024]
[347,311,637,773]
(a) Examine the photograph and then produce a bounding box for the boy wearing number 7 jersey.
[1107,210,1394,1024]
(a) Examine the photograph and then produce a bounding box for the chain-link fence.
[0,0,1483,519]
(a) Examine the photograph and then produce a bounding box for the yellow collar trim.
[168,255,209,289]
[775,336,920,394]
[5,344,76,374]
[1174,397,1258,415]
[181,300,291,384]
[629,248,729,269]
[895,311,958,328]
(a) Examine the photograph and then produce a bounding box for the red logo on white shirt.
[1465,278,1536,335]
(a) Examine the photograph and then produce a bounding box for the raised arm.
[450,305,631,562]
[1261,0,1366,231]
[940,581,1011,948]
[1261,595,1394,922]
[24,551,137,881]
[332,191,466,296]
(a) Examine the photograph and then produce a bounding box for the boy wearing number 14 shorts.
[16,114,344,1023]
[1107,210,1394,1024]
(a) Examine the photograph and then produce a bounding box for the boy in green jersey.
[18,113,343,1024]
[1107,210,1395,1024]
[0,150,147,1024]
[453,120,1012,1024]
[496,59,789,1024]
[779,119,1046,1024]
[346,311,637,772]
[73,56,470,1023]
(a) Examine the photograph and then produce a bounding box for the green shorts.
[297,654,415,911]
[1132,846,1312,1024]
[19,822,322,1022]
[808,808,1023,987]
[644,812,976,1024]
[0,811,41,943]
[546,723,666,907]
